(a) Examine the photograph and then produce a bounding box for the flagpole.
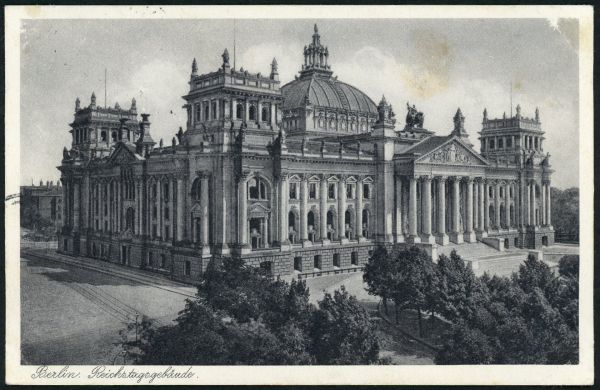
[104,68,107,108]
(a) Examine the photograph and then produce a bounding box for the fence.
[20,240,58,250]
[554,233,579,244]
[297,266,364,280]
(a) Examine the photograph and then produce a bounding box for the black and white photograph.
[5,5,593,386]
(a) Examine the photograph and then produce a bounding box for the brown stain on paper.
[402,30,454,99]
[24,6,42,18]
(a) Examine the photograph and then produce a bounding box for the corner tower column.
[394,175,404,243]
[319,175,329,244]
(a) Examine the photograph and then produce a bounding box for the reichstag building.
[58,25,554,280]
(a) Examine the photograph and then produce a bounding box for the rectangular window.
[351,251,359,266]
[328,183,336,199]
[289,182,298,200]
[333,253,340,268]
[164,183,169,201]
[194,103,201,122]
[489,139,495,149]
[313,255,322,270]
[498,138,504,148]
[294,256,303,272]
[506,137,512,148]
[165,227,170,240]
[211,101,217,119]
[185,260,191,276]
[309,183,317,199]
[346,183,355,199]
[363,183,371,199]
[165,207,170,220]
[148,252,153,267]
[152,224,157,238]
[161,254,166,269]
[153,206,157,219]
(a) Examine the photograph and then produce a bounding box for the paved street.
[20,255,194,365]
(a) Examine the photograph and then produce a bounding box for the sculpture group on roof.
[405,102,424,129]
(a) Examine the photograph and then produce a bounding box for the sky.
[20,18,579,188]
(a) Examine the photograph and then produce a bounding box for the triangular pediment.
[415,137,488,166]
[108,143,140,165]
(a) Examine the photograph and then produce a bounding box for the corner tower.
[479,105,545,165]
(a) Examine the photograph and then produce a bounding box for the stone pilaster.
[176,177,184,241]
[505,182,511,229]
[279,173,290,249]
[338,176,348,243]
[419,176,435,244]
[300,175,311,247]
[200,173,210,255]
[394,175,404,243]
[436,176,449,245]
[237,171,251,254]
[356,176,365,242]
[464,178,476,242]
[319,175,329,244]
[407,175,421,244]
[449,176,463,244]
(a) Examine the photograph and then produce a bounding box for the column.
[156,178,162,239]
[82,175,89,230]
[108,181,112,232]
[338,177,347,242]
[494,182,500,230]
[531,181,537,227]
[478,180,486,237]
[541,182,547,226]
[200,173,210,251]
[436,176,448,245]
[473,181,479,231]
[484,180,490,232]
[61,179,67,228]
[449,177,463,243]
[136,181,141,235]
[319,175,328,243]
[526,181,531,226]
[176,177,184,241]
[463,178,476,242]
[394,175,404,243]
[244,100,250,122]
[237,173,249,253]
[420,176,434,243]
[279,174,290,247]
[505,182,511,229]
[547,183,552,226]
[73,181,80,231]
[407,176,420,243]
[356,177,364,242]
[300,176,310,245]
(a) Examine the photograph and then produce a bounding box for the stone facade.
[20,181,63,231]
[58,25,554,282]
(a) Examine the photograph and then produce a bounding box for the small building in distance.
[20,180,63,232]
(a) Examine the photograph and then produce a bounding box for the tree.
[435,323,494,364]
[363,246,395,315]
[124,257,380,365]
[391,246,436,337]
[558,255,579,279]
[309,286,380,364]
[551,187,579,240]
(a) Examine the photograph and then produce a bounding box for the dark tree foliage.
[363,246,395,314]
[310,286,380,364]
[558,255,579,279]
[125,257,379,365]
[551,187,579,239]
[436,255,578,364]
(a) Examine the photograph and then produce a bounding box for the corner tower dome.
[281,24,378,138]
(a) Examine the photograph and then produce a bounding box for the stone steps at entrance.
[436,242,530,277]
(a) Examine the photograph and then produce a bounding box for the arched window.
[261,106,269,122]
[326,210,336,240]
[362,209,370,238]
[191,178,201,201]
[307,211,316,242]
[345,209,353,239]
[249,104,256,121]
[288,211,298,243]
[111,131,117,142]
[236,102,244,119]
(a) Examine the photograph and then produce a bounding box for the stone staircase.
[436,242,530,277]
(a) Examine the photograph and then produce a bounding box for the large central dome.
[280,25,378,137]
[282,75,377,114]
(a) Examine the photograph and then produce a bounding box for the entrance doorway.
[503,238,509,249]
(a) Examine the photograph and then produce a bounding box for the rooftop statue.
[405,102,424,129]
